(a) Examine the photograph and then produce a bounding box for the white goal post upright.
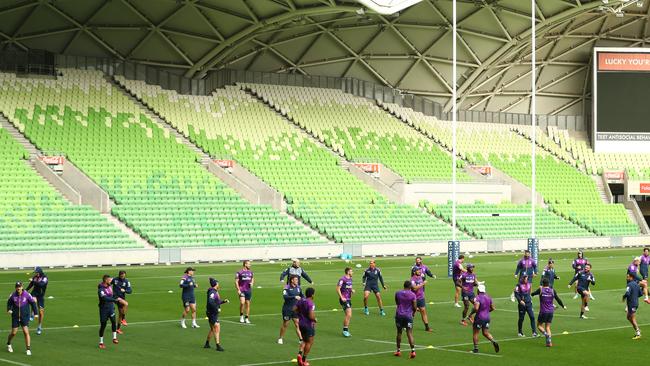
[451,0,457,242]
[530,0,537,241]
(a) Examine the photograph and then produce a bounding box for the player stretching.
[540,259,559,288]
[627,257,650,304]
[394,280,417,359]
[236,260,254,324]
[180,267,199,328]
[362,260,387,316]
[295,288,316,366]
[111,270,132,334]
[98,275,127,349]
[471,284,499,354]
[532,278,566,347]
[204,278,229,351]
[410,268,432,332]
[514,275,537,337]
[452,255,466,308]
[641,248,650,280]
[6,282,37,356]
[568,263,595,319]
[458,264,478,326]
[278,275,302,345]
[336,268,354,337]
[25,267,47,335]
[623,272,643,339]
[572,251,593,300]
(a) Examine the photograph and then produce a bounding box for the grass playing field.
[0,247,647,366]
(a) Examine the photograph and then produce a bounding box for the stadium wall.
[1,236,647,270]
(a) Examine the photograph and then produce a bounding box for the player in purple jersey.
[235,260,254,324]
[411,257,436,281]
[336,267,355,337]
[571,251,593,300]
[294,288,316,366]
[471,284,499,354]
[640,248,650,280]
[532,278,566,347]
[458,264,479,326]
[394,281,417,359]
[6,282,38,356]
[627,257,650,304]
[452,255,466,308]
[410,268,432,332]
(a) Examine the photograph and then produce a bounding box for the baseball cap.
[34,266,43,274]
[14,281,22,288]
[209,278,219,287]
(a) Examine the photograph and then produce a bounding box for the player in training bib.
[204,278,229,351]
[6,281,38,356]
[236,260,254,324]
[532,278,566,347]
[452,255,466,308]
[458,264,479,326]
[180,267,199,328]
[278,275,302,345]
[410,267,432,332]
[514,275,537,337]
[627,257,650,305]
[336,268,354,337]
[295,288,316,366]
[394,280,417,359]
[362,260,387,316]
[471,284,499,354]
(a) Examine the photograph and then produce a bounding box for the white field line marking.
[363,339,501,358]
[494,308,587,318]
[0,358,31,366]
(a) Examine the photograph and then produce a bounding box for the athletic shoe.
[394,351,401,357]
[460,320,468,326]
[380,310,386,316]
[454,303,461,308]
[216,344,224,352]
[180,321,187,329]
[7,345,12,353]
[589,294,596,300]
[517,333,525,337]
[116,329,123,335]
[471,349,478,353]
[203,343,211,349]
[192,323,200,328]
[493,342,500,353]
[244,318,251,324]
[112,339,119,344]
[532,332,539,338]
[342,330,351,337]
[425,328,433,333]
[303,362,310,366]
[409,351,416,359]
[36,327,42,335]
[98,343,105,350]
[363,308,369,315]
[573,293,579,299]
[580,315,588,319]
[297,354,304,366]
[644,299,650,305]
[239,316,245,323]
[633,335,642,340]
[585,306,590,312]
[121,319,128,326]
[26,350,31,356]
[277,338,283,345]
[510,293,516,302]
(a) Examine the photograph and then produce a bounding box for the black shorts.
[182,297,196,307]
[628,305,638,316]
[207,313,219,325]
[339,299,352,311]
[577,288,589,298]
[453,278,462,288]
[11,317,29,329]
[35,296,45,310]
[538,312,554,324]
[116,297,126,309]
[462,291,475,302]
[416,298,426,309]
[240,290,252,301]
[99,309,116,323]
[299,325,315,339]
[282,307,298,321]
[395,315,413,330]
[641,268,648,280]
[364,284,380,294]
[473,318,490,329]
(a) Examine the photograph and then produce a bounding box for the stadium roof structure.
[0,0,648,115]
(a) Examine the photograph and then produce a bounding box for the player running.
[568,263,595,318]
[452,255,466,308]
[627,257,650,304]
[572,251,593,300]
[471,284,499,354]
[278,275,302,345]
[641,248,650,280]
[622,272,643,339]
[532,278,566,347]
[98,274,127,349]
[458,264,478,326]
[540,259,559,288]
[514,275,537,337]
[280,259,313,286]
[236,260,254,324]
[362,260,387,316]
[410,267,432,332]
[111,270,132,334]
[295,288,316,366]
[6,282,38,356]
[336,267,354,337]
[394,280,417,359]
[180,267,199,328]
[25,266,47,335]
[204,278,229,351]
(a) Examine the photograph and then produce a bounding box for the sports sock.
[112,332,117,339]
[580,311,584,317]
[425,323,430,330]
[99,337,104,344]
